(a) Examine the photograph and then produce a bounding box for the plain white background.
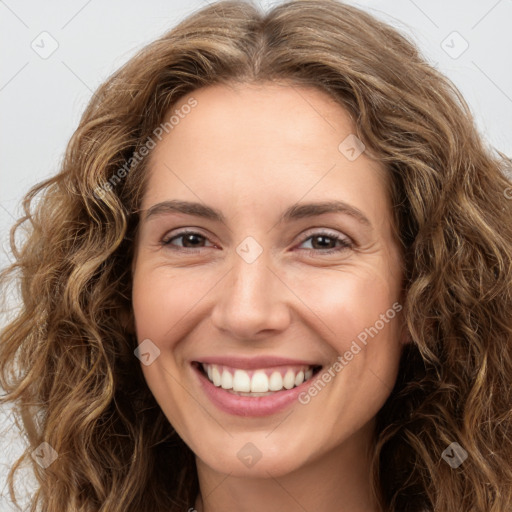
[1,0,511,509]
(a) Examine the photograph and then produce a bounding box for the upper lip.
[193,355,322,370]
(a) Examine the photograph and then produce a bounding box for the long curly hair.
[1,1,512,510]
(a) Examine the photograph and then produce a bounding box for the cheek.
[131,267,199,436]
[293,265,403,397]
[288,264,400,347]
[131,265,208,342]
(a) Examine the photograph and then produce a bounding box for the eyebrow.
[143,199,372,228]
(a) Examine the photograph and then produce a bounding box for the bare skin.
[131,82,408,512]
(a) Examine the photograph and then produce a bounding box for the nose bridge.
[229,234,274,305]
[231,247,271,304]
[211,239,291,337]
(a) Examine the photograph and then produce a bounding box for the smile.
[199,363,320,395]
[191,360,323,417]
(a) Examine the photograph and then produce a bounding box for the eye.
[160,229,353,255]
[296,230,353,255]
[161,230,215,252]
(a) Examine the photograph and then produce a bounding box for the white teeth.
[268,371,283,391]
[294,370,305,387]
[221,369,233,389]
[201,363,318,393]
[211,366,221,387]
[283,369,295,390]
[251,371,269,392]
[233,369,251,392]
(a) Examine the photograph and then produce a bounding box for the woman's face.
[132,82,408,478]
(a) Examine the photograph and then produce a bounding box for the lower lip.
[192,364,318,417]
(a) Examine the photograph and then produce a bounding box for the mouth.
[192,361,322,416]
[192,361,323,397]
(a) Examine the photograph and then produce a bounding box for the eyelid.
[298,227,351,243]
[161,228,216,247]
[160,227,353,253]
[295,229,353,252]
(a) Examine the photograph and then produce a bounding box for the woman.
[1,1,511,511]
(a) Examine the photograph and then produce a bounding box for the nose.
[210,249,292,340]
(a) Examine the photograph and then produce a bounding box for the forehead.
[142,82,390,224]
[158,82,357,158]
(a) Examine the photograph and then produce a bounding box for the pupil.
[184,234,202,247]
[313,235,334,249]
[180,235,336,249]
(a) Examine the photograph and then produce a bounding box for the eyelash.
[160,229,353,255]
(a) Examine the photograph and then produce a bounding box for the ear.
[131,227,140,277]
[398,317,412,345]
[396,296,411,346]
[396,285,410,345]
[119,306,136,336]
[401,329,412,345]
[131,247,137,276]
